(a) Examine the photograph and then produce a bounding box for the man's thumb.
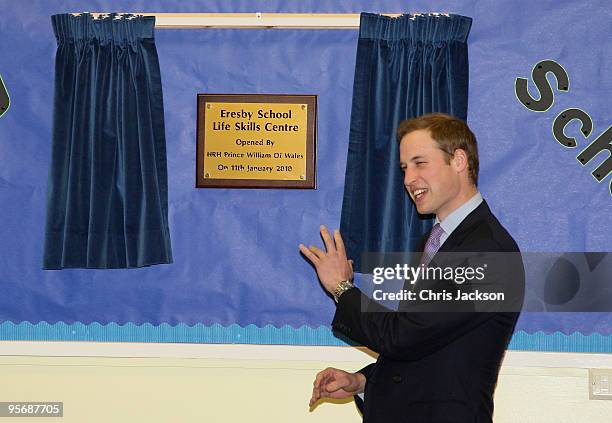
[325,379,345,392]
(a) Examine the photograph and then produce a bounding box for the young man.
[299,113,524,423]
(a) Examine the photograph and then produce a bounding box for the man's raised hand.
[299,225,354,295]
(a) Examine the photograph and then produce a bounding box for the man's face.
[399,129,461,220]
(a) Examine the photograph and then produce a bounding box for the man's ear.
[451,149,469,172]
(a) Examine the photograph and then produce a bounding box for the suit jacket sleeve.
[349,363,373,414]
[332,287,508,361]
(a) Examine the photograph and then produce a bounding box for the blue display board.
[0,0,610,351]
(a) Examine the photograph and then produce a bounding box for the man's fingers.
[319,225,337,254]
[310,370,327,407]
[319,374,332,393]
[309,385,319,407]
[299,244,320,263]
[309,245,327,259]
[334,229,348,259]
[313,369,326,389]
[313,368,333,390]
[317,371,335,397]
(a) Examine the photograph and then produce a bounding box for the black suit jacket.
[332,201,524,423]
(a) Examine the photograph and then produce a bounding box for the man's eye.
[416,162,425,165]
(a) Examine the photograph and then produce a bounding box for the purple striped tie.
[420,223,445,266]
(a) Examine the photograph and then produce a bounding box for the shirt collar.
[435,192,483,238]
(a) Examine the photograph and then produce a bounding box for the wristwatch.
[333,280,354,303]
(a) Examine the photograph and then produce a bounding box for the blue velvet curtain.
[340,13,472,271]
[43,14,172,269]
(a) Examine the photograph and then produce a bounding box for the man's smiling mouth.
[412,188,428,200]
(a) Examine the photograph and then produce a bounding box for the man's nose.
[404,168,415,187]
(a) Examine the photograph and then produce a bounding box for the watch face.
[0,74,9,118]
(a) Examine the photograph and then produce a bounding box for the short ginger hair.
[397,113,479,186]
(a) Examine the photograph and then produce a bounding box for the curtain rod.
[71,13,451,29]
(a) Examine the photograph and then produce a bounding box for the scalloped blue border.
[0,322,611,352]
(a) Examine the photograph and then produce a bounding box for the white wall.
[0,343,611,422]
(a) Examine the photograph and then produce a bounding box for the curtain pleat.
[340,13,472,271]
[43,13,172,269]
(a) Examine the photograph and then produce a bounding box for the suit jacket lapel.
[435,200,490,254]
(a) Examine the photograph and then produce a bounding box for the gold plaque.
[196,94,316,189]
